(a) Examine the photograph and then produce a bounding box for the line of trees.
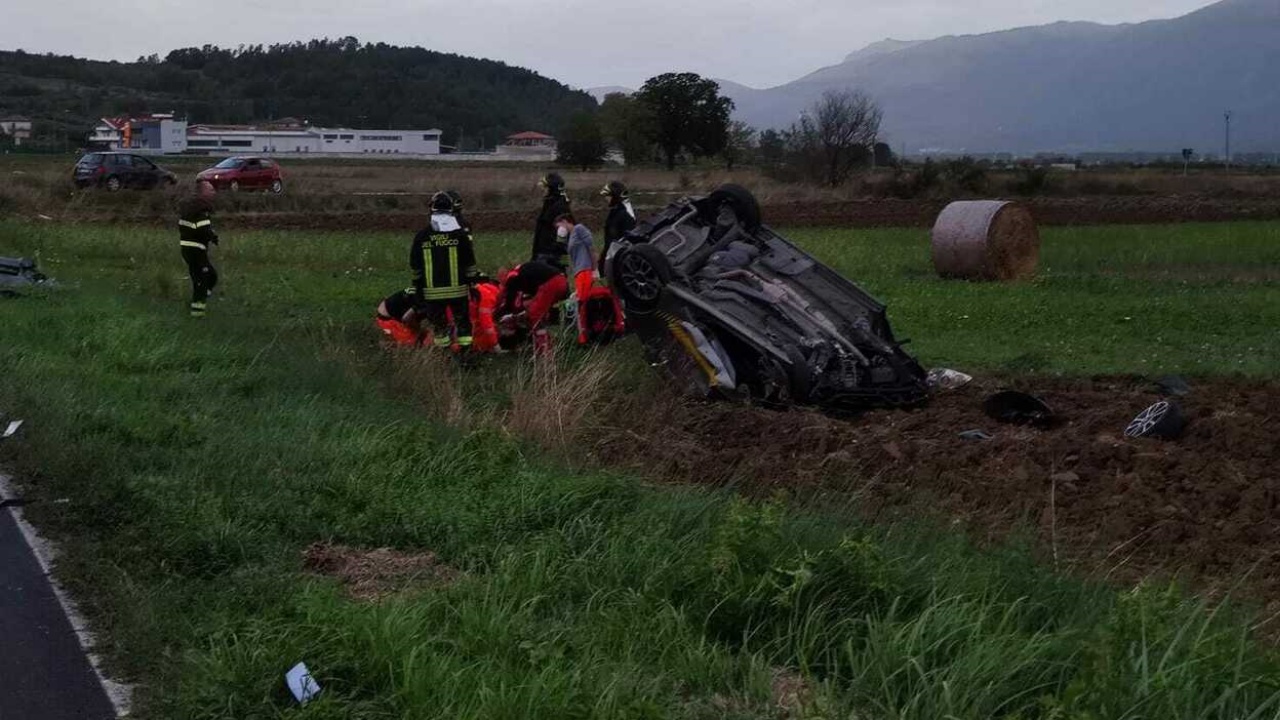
[558,80,888,188]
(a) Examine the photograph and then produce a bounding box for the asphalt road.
[0,507,117,719]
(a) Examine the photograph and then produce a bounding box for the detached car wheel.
[613,244,672,315]
[707,183,762,230]
[1125,400,1186,440]
[104,176,122,192]
[229,180,241,192]
[269,179,284,194]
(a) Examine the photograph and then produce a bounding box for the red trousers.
[526,273,569,328]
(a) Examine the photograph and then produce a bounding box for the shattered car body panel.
[610,186,929,410]
[0,257,53,295]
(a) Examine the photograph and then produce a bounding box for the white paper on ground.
[3,420,23,438]
[285,662,321,704]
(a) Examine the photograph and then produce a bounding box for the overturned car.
[607,185,929,410]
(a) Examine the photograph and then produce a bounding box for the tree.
[720,121,755,170]
[634,73,734,170]
[873,142,896,168]
[789,90,883,187]
[758,129,786,166]
[598,92,653,166]
[556,111,608,170]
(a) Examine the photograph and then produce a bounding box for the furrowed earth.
[596,375,1280,606]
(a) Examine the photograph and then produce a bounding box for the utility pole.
[1224,111,1233,172]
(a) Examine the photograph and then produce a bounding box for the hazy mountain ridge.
[715,0,1279,153]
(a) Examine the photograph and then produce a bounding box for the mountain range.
[598,0,1279,154]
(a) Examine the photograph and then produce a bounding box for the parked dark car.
[196,156,285,193]
[73,152,177,191]
[608,185,929,411]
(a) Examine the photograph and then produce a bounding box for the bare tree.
[790,90,883,187]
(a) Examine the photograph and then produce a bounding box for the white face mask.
[556,225,570,238]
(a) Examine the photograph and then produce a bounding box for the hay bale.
[931,201,1039,281]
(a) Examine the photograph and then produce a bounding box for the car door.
[242,159,263,189]
[110,154,134,187]
[132,156,159,188]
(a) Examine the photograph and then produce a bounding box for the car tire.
[269,179,284,194]
[229,180,240,192]
[612,243,672,315]
[104,176,122,192]
[707,183,762,230]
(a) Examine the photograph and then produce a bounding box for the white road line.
[0,474,133,717]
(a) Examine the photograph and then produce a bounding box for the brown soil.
[302,542,457,601]
[594,376,1280,601]
[63,194,1280,233]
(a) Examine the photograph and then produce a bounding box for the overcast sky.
[2,0,1218,90]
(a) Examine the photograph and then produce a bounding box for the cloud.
[0,0,1218,88]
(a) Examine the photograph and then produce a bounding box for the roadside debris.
[285,662,321,704]
[3,419,23,439]
[0,257,55,295]
[958,429,994,441]
[928,368,974,392]
[1125,400,1186,440]
[982,390,1057,428]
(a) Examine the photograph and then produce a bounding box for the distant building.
[496,130,557,159]
[89,114,189,153]
[0,116,34,147]
[186,123,442,156]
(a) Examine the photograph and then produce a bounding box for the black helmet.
[539,172,565,195]
[600,180,628,200]
[430,191,456,214]
[445,189,463,210]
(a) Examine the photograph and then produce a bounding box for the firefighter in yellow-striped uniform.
[410,192,479,351]
[179,180,219,317]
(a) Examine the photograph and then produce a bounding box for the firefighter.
[445,189,470,231]
[530,172,571,266]
[179,180,219,317]
[599,180,636,271]
[375,288,424,346]
[497,260,569,354]
[410,191,478,352]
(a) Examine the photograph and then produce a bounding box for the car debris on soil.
[594,376,1280,602]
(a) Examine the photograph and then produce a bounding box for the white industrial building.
[186,123,442,157]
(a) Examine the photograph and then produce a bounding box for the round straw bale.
[931,201,1039,281]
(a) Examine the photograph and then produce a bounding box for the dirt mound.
[595,376,1280,600]
[302,542,457,601]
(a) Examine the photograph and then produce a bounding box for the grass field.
[1,218,1279,718]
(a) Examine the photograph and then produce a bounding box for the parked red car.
[196,156,285,193]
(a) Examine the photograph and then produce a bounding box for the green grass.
[6,218,1277,375]
[1,219,1279,718]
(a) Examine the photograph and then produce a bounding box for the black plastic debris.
[1125,400,1186,440]
[0,257,53,296]
[982,390,1057,428]
[1155,375,1192,397]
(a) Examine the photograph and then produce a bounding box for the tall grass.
[1,219,1279,717]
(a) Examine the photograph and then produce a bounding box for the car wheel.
[1125,400,1186,440]
[612,243,672,315]
[229,180,240,192]
[269,179,284,194]
[104,176,122,192]
[707,183,762,230]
